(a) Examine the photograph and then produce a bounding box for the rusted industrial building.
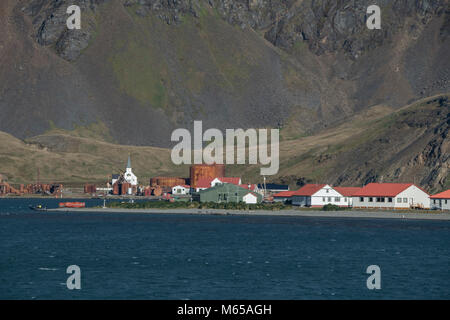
[84,184,97,194]
[0,182,62,196]
[190,164,225,189]
[150,177,187,188]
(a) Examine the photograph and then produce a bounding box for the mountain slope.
[0,0,448,147]
[1,95,448,192]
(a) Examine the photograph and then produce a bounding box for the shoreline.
[47,207,450,220]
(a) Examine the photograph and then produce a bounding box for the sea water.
[0,198,449,299]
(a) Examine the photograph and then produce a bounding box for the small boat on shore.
[59,202,85,208]
[29,204,47,212]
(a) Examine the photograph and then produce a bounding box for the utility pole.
[263,176,267,199]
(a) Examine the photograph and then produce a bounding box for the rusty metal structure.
[0,182,62,196]
[190,164,225,188]
[0,182,21,195]
[84,184,97,194]
[150,177,187,188]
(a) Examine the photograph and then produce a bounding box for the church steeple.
[127,154,131,169]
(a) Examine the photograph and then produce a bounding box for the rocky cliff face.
[0,0,449,170]
[334,96,450,191]
[25,0,449,62]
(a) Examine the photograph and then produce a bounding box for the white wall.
[396,185,430,209]
[243,193,258,204]
[431,198,450,210]
[124,168,138,186]
[172,185,189,195]
[352,196,396,208]
[352,185,430,209]
[292,185,350,207]
[311,185,347,206]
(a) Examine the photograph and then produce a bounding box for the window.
[326,189,329,193]
[344,198,347,202]
[335,197,340,202]
[397,198,402,203]
[369,197,373,202]
[433,199,436,204]
[328,197,332,202]
[323,197,326,202]
[376,197,385,202]
[360,197,364,202]
[445,200,448,204]
[388,198,393,203]
[403,198,407,203]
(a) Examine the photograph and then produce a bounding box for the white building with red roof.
[292,184,345,207]
[334,187,362,207]
[430,189,450,210]
[352,183,430,209]
[242,192,259,204]
[172,185,191,195]
[194,177,242,192]
[273,190,296,203]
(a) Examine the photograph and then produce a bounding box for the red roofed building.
[195,177,215,191]
[334,187,362,197]
[352,183,430,209]
[292,184,348,207]
[239,184,258,192]
[334,187,362,207]
[430,189,450,210]
[215,177,241,185]
[273,190,296,203]
[194,177,242,192]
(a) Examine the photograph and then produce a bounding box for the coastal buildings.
[430,190,450,210]
[352,183,430,209]
[257,183,289,194]
[291,184,345,207]
[172,185,190,195]
[111,155,139,195]
[194,183,262,204]
[123,155,138,186]
[334,187,362,207]
[190,164,225,189]
[273,191,295,203]
[194,177,242,192]
[242,192,260,204]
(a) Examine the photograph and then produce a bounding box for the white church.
[112,155,138,187]
[124,155,138,186]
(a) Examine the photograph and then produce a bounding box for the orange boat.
[59,202,86,208]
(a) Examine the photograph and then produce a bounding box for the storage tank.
[190,164,225,188]
[113,183,120,195]
[152,186,162,196]
[150,177,186,188]
[121,182,131,195]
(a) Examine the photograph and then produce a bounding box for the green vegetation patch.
[108,200,291,211]
[109,26,169,109]
[322,204,351,211]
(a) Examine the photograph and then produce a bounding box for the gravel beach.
[48,207,450,220]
